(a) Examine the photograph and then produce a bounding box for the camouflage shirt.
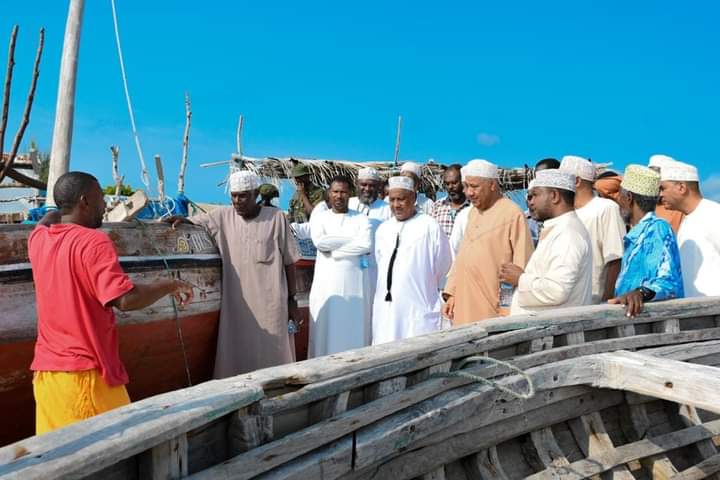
[288,186,325,223]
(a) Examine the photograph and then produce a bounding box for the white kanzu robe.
[677,198,720,297]
[349,196,392,302]
[308,209,372,357]
[372,213,452,344]
[510,211,593,315]
[575,197,625,303]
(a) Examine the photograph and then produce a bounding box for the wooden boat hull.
[3,298,720,479]
[0,222,222,446]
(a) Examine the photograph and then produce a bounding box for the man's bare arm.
[110,279,193,312]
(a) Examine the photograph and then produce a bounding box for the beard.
[621,208,632,225]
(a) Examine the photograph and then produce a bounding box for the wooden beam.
[47,0,85,206]
[0,380,263,479]
[671,452,720,480]
[526,419,720,480]
[590,351,720,415]
[138,433,188,480]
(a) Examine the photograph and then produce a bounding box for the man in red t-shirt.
[29,171,193,434]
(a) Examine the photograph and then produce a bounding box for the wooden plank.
[526,419,720,480]
[255,437,353,480]
[138,433,188,480]
[567,413,635,479]
[527,428,570,469]
[420,467,446,480]
[364,377,407,402]
[344,390,625,480]
[564,326,634,479]
[462,448,509,480]
[677,404,720,480]
[0,380,263,480]
[479,298,720,333]
[622,400,679,478]
[671,453,720,480]
[590,351,720,415]
[309,392,350,423]
[257,327,720,416]
[228,408,273,456]
[106,189,149,222]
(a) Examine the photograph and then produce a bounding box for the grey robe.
[192,206,300,378]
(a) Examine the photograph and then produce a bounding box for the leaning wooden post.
[47,0,85,205]
[155,154,165,202]
[0,28,45,183]
[232,114,244,172]
[393,114,402,167]
[110,145,122,196]
[0,26,18,168]
[236,114,244,157]
[177,93,191,194]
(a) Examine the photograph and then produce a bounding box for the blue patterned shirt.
[615,212,684,301]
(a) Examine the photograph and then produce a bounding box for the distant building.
[0,149,43,223]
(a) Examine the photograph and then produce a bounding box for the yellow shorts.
[33,369,130,435]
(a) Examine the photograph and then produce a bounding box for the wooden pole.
[393,115,402,167]
[46,0,85,205]
[236,114,244,157]
[177,93,191,194]
[110,145,121,196]
[0,26,18,169]
[155,154,165,202]
[0,28,45,183]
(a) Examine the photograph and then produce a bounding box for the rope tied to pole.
[431,355,535,401]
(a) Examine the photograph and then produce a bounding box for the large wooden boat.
[2,297,720,479]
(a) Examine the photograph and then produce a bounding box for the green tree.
[103,184,135,196]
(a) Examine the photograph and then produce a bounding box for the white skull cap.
[357,167,380,181]
[461,159,499,180]
[400,161,422,176]
[388,175,415,192]
[529,169,576,192]
[229,170,259,193]
[660,161,699,182]
[560,155,595,181]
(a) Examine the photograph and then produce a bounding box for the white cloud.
[476,132,500,147]
[702,174,720,201]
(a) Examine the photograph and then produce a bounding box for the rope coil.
[431,356,535,400]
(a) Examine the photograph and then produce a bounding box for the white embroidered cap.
[560,155,595,181]
[400,161,422,176]
[660,161,699,182]
[229,170,259,193]
[460,159,499,180]
[529,169,576,192]
[357,167,380,181]
[388,176,415,192]
[648,154,678,170]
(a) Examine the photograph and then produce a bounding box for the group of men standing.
[27,152,720,435]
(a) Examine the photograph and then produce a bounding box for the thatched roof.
[207,155,534,193]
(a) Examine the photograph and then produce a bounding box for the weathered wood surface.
[0,380,263,480]
[0,222,218,265]
[590,351,720,415]
[4,298,720,479]
[527,419,720,480]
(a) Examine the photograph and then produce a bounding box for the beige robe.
[444,197,534,324]
[191,206,300,378]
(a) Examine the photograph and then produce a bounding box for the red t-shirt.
[28,223,134,386]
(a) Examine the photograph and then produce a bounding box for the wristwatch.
[637,286,656,301]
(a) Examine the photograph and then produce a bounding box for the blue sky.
[2,1,720,204]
